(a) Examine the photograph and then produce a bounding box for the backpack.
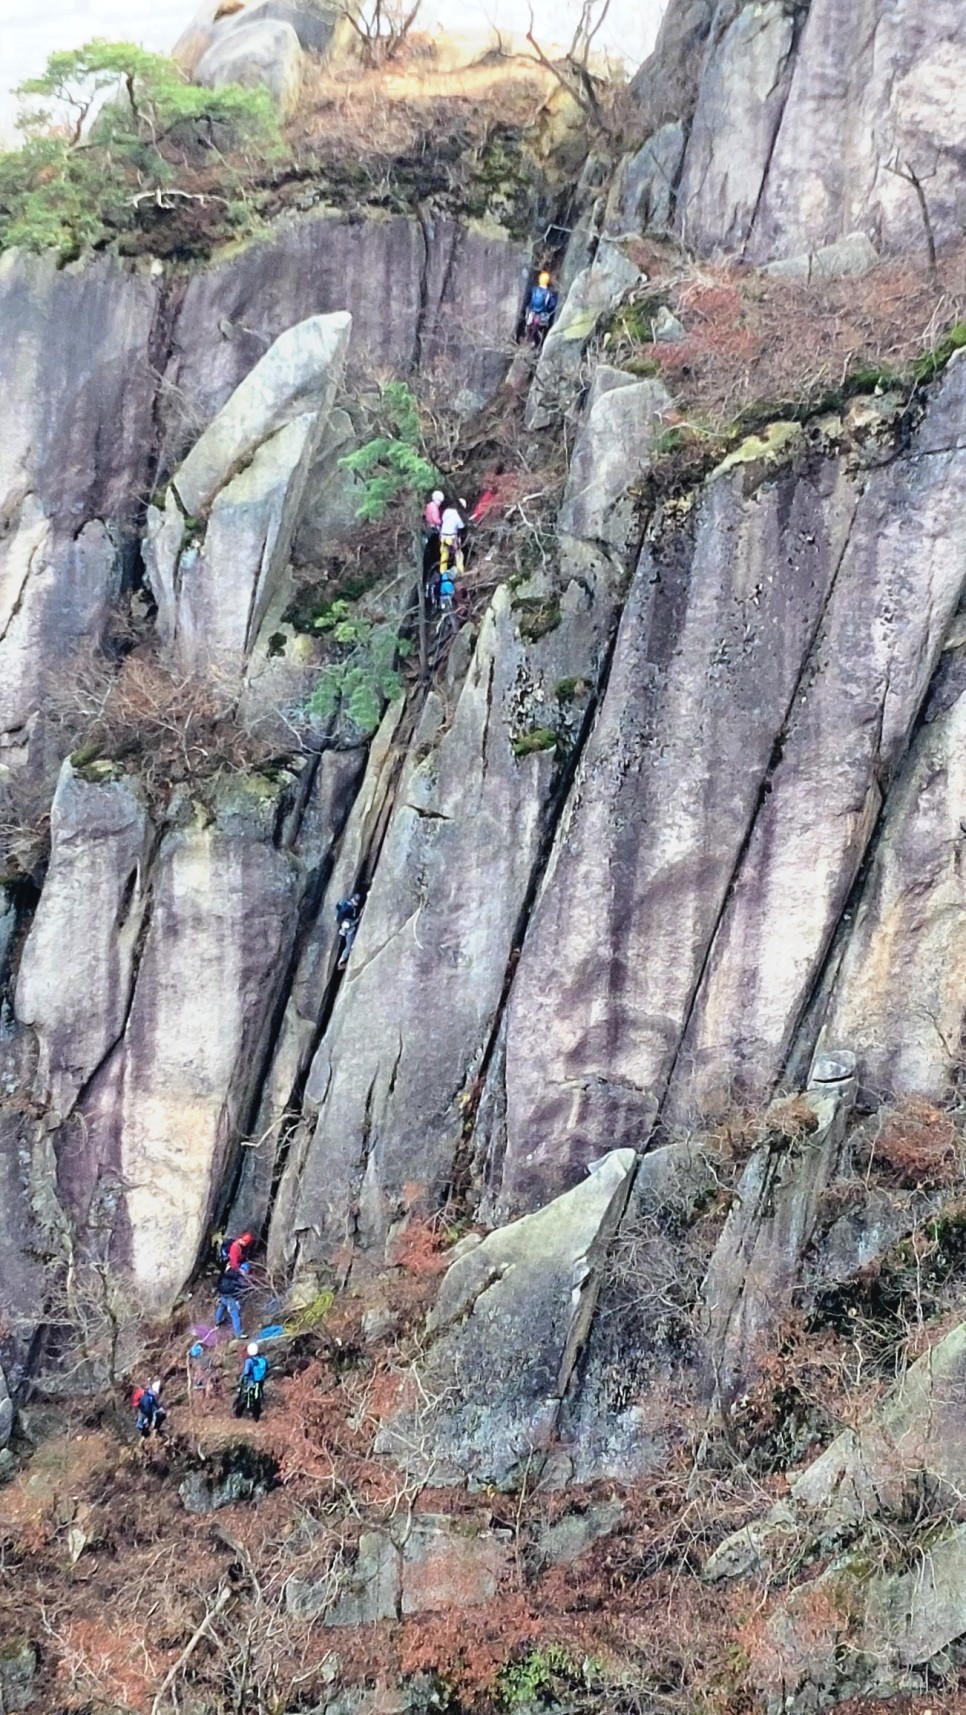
[249,1355,268,1385]
[132,1386,145,1410]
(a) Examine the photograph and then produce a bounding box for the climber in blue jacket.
[524,272,558,347]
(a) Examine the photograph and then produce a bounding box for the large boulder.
[195,19,305,119]
[175,0,343,74]
[376,1149,638,1487]
[171,311,351,518]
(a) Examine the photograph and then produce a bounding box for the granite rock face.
[270,556,626,1278]
[629,0,966,261]
[483,359,966,1216]
[0,252,159,763]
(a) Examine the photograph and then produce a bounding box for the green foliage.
[497,1646,585,1710]
[0,39,280,260]
[341,382,439,523]
[512,726,558,758]
[555,677,587,704]
[309,600,411,736]
[913,322,966,386]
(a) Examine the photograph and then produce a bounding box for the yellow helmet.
[538,271,551,287]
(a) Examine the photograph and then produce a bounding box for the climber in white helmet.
[235,1340,269,1422]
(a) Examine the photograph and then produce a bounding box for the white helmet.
[247,1342,259,1356]
[431,489,444,504]
[151,1377,162,1393]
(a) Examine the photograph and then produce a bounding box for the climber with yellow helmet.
[524,269,558,348]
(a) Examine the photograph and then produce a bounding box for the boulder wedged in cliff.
[15,762,153,1123]
[195,19,305,118]
[171,312,350,518]
[162,213,527,468]
[149,311,350,679]
[269,556,625,1279]
[375,1149,637,1487]
[484,362,966,1215]
[49,774,304,1311]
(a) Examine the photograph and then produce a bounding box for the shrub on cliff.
[0,40,281,261]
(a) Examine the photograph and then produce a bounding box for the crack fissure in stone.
[655,486,863,1127]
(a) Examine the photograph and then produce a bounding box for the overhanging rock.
[375,1148,638,1488]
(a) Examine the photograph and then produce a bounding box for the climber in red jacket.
[227,1231,254,1271]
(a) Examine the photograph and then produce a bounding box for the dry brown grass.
[47,642,274,802]
[606,238,966,440]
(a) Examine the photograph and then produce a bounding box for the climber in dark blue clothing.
[524,272,558,347]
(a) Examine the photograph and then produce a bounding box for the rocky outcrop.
[707,1316,966,1709]
[526,241,640,428]
[558,370,671,546]
[286,1516,510,1623]
[700,1053,857,1410]
[376,1149,637,1486]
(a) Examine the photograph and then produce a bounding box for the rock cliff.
[3,6,966,1712]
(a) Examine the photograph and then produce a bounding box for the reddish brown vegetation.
[610,238,966,441]
[867,1096,963,1189]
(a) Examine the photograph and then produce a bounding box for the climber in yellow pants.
[439,501,465,577]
